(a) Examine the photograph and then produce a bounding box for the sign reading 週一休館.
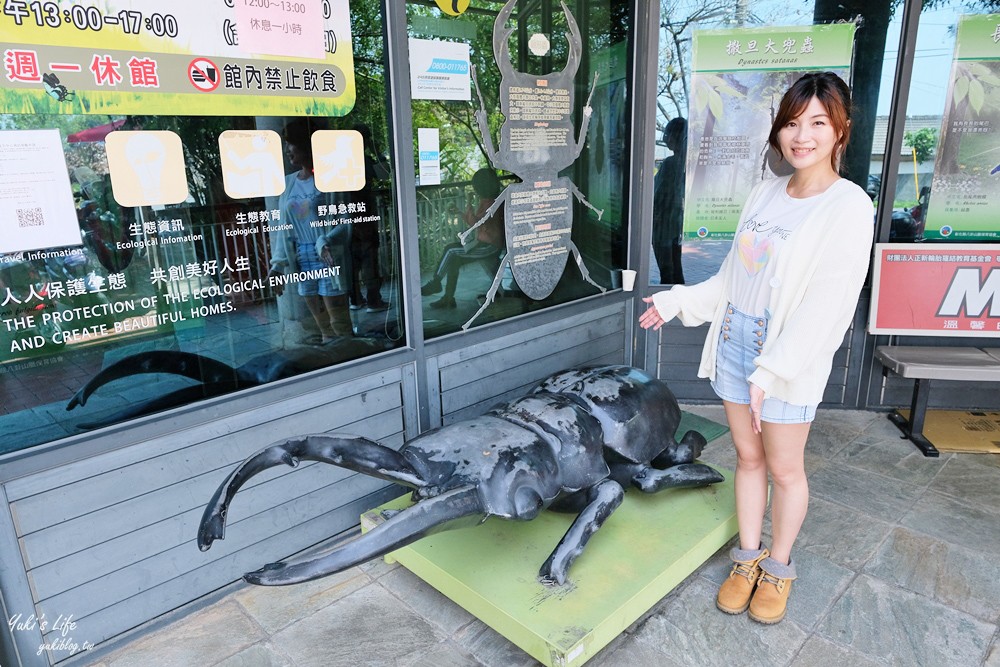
[0,0,355,116]
[924,14,1000,240]
[683,24,855,240]
[869,243,1000,336]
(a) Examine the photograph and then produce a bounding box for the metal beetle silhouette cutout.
[197,365,724,587]
[460,0,606,330]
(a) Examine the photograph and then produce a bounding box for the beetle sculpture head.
[197,365,724,586]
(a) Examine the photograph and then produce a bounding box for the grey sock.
[759,556,797,580]
[731,545,766,562]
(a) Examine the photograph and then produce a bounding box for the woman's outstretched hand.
[638,297,666,330]
[749,382,764,434]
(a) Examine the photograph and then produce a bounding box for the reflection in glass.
[409,0,632,336]
[653,0,900,283]
[0,0,402,454]
[652,118,687,285]
[889,3,1000,242]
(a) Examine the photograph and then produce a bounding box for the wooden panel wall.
[2,366,408,663]
[436,304,628,424]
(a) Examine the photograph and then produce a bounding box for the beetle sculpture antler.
[198,365,724,586]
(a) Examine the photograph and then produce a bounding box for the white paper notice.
[417,128,441,186]
[0,129,82,254]
[234,0,326,59]
[409,38,471,101]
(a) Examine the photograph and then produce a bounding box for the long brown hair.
[767,72,852,172]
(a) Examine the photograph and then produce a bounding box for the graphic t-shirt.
[282,173,325,249]
[729,180,838,316]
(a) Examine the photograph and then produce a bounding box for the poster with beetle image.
[924,14,1000,240]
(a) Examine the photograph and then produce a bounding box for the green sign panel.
[682,24,856,239]
[924,14,1000,240]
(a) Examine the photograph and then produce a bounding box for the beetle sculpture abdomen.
[197,365,724,586]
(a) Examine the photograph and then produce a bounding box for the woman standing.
[639,72,874,624]
[269,119,352,343]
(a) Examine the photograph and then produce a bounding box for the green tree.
[903,127,938,164]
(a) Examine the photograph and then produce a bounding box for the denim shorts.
[711,304,817,424]
[295,243,339,297]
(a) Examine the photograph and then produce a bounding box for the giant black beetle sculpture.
[197,365,725,586]
[460,0,606,330]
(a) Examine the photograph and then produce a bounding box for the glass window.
[888,3,999,243]
[0,0,402,454]
[651,0,900,285]
[407,0,632,336]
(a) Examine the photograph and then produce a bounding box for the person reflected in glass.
[421,168,505,309]
[908,185,930,240]
[269,119,352,344]
[639,72,874,624]
[340,123,389,314]
[652,117,687,285]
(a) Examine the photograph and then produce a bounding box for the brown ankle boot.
[749,557,796,624]
[716,546,769,614]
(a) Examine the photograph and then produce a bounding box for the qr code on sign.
[16,207,45,228]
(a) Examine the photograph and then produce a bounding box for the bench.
[874,345,1000,457]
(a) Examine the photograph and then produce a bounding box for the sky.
[877,4,962,117]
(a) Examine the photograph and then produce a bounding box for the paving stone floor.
[88,407,1000,667]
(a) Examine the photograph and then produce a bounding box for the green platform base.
[363,476,735,666]
[361,411,736,667]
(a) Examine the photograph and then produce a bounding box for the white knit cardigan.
[651,175,875,406]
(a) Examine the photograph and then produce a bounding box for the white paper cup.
[621,269,637,292]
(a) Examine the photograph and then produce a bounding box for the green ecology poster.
[684,24,855,239]
[924,14,1000,240]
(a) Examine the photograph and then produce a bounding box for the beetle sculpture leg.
[198,434,429,552]
[628,463,725,494]
[462,254,512,331]
[605,422,723,494]
[244,485,486,586]
[650,429,708,468]
[539,478,625,585]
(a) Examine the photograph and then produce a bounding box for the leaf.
[708,89,724,119]
[969,78,985,115]
[970,62,991,78]
[714,80,744,99]
[694,81,709,113]
[978,72,1000,87]
[954,76,969,105]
